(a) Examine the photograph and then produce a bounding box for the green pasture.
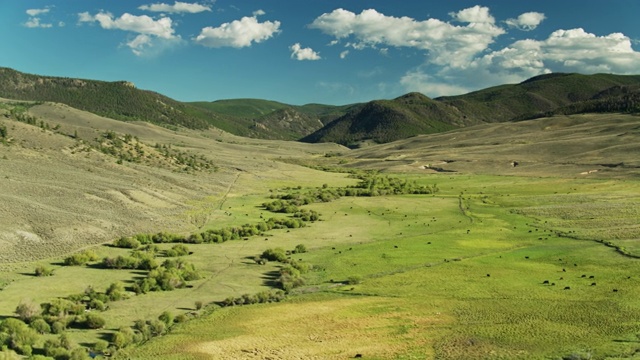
[2,172,640,359]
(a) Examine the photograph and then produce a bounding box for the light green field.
[111,174,640,360]
[3,106,640,359]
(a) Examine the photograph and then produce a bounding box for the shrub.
[195,301,203,310]
[0,318,39,354]
[29,319,50,334]
[64,250,99,266]
[293,244,307,254]
[113,236,140,249]
[34,265,53,277]
[111,327,135,349]
[158,311,174,327]
[84,313,106,329]
[93,339,109,354]
[260,248,287,262]
[106,282,127,301]
[14,300,41,323]
[346,276,362,285]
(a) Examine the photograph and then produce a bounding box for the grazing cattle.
[589,275,594,279]
[560,277,564,280]
[551,283,556,286]
[613,289,619,292]
[542,280,549,284]
[354,354,363,358]
[427,242,431,244]
[581,275,586,278]
[574,264,577,266]
[591,283,596,286]
[394,245,398,248]
[525,256,529,259]
[562,268,566,272]
[487,274,491,277]
[564,286,571,290]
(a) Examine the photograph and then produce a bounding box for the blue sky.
[1,1,639,105]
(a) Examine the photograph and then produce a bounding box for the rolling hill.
[188,99,356,140]
[2,67,640,146]
[0,68,354,140]
[304,73,640,146]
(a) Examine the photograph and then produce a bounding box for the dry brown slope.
[0,101,347,268]
[345,114,640,177]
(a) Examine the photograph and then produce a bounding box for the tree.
[14,300,41,323]
[0,318,39,355]
[293,244,307,254]
[29,319,50,334]
[158,311,174,327]
[34,265,53,277]
[84,313,106,329]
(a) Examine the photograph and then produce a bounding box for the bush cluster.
[63,250,99,266]
[220,290,286,307]
[132,258,201,294]
[259,246,311,292]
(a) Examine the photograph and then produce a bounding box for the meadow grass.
[3,172,640,359]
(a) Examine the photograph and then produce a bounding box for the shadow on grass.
[261,270,280,288]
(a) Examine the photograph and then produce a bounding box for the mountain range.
[1,67,639,145]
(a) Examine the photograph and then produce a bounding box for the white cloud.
[24,7,57,28]
[340,50,349,59]
[449,5,495,24]
[78,12,94,23]
[194,14,280,48]
[290,43,321,60]
[309,6,505,67]
[92,12,176,38]
[401,27,640,97]
[127,34,153,56]
[506,12,546,31]
[78,11,180,56]
[400,70,472,97]
[24,17,53,28]
[138,1,211,14]
[26,8,50,16]
[253,9,266,17]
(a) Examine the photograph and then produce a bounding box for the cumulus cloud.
[78,11,181,56]
[194,12,280,48]
[505,12,546,31]
[24,7,55,28]
[138,1,211,14]
[79,12,176,39]
[309,6,505,67]
[26,8,50,16]
[401,27,640,97]
[340,50,349,59]
[290,43,321,60]
[24,17,53,28]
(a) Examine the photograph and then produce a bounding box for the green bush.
[29,319,50,334]
[113,236,140,249]
[261,248,287,262]
[34,265,53,277]
[63,250,99,266]
[84,313,106,329]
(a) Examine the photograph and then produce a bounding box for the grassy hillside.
[2,98,640,359]
[440,73,640,122]
[301,93,460,146]
[189,99,355,140]
[0,68,351,140]
[305,73,640,145]
[0,67,215,129]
